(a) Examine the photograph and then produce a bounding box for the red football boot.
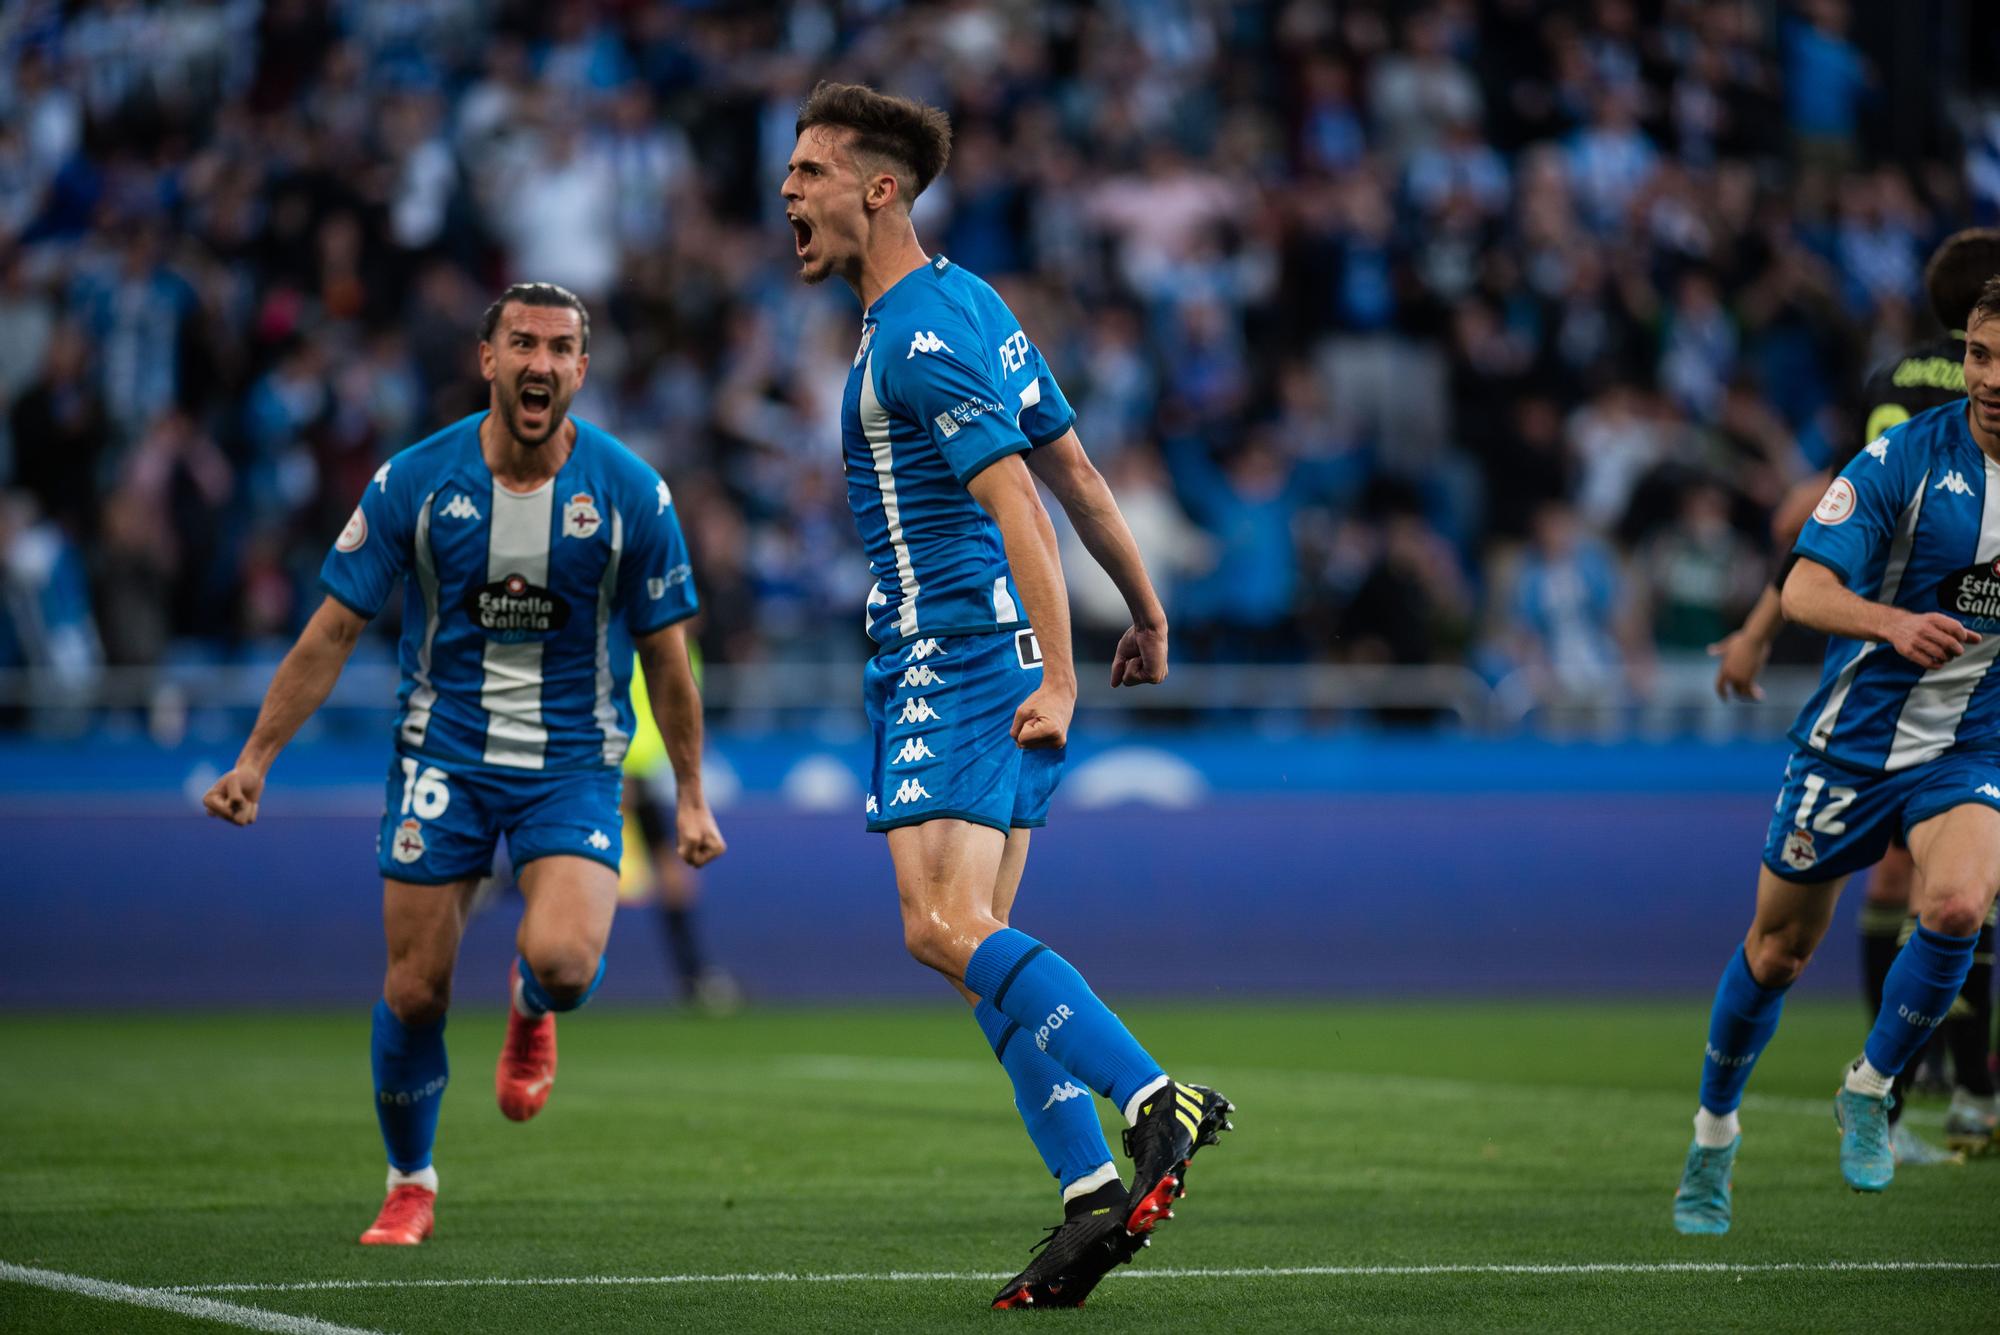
[359,1184,435,1245]
[496,964,558,1122]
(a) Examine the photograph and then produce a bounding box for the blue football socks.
[963,928,1165,1118]
[974,999,1115,1192]
[1865,923,1977,1077]
[1698,946,1789,1116]
[516,954,606,1016]
[370,1000,448,1173]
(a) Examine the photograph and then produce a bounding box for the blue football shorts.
[1761,746,2000,883]
[863,628,1064,834]
[376,755,624,884]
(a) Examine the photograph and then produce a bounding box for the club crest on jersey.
[1780,828,1817,871]
[335,506,368,552]
[1935,559,2000,630]
[1812,478,1856,526]
[391,818,426,865]
[563,492,602,539]
[463,573,571,642]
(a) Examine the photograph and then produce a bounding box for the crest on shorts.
[1780,828,1816,871]
[391,818,426,865]
[563,492,602,539]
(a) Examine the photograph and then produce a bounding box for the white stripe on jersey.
[859,349,920,639]
[481,479,553,769]
[1809,469,1930,752]
[592,508,629,766]
[992,575,1018,622]
[1887,456,2000,768]
[399,491,443,749]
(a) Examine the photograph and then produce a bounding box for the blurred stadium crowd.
[5,0,2000,720]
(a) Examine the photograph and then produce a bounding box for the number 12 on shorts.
[398,758,452,820]
[1794,772,1855,833]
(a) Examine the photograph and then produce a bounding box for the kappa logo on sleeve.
[656,479,673,514]
[373,461,393,492]
[1864,438,1889,463]
[907,330,952,359]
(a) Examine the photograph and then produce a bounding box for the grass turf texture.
[1,1002,1993,1333]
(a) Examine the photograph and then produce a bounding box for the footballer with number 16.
[204,283,724,1246]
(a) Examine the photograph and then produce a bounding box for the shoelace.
[1027,1222,1066,1256]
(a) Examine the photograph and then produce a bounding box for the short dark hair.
[479,282,590,352]
[795,81,952,203]
[1924,229,2000,331]
[1969,274,2000,333]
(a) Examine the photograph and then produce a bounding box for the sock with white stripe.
[973,999,1117,1194]
[963,928,1165,1119]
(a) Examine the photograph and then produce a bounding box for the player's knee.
[524,948,601,1007]
[1744,934,1811,988]
[383,969,451,1026]
[1919,885,1988,938]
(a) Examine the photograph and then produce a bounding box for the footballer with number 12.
[782,82,1235,1309]
[203,283,724,1246]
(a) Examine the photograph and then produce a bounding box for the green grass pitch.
[2,1001,1994,1332]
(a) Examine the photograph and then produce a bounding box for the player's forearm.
[1029,437,1165,630]
[638,631,706,799]
[994,493,1078,693]
[1738,584,1785,645]
[238,604,362,775]
[1780,560,1899,643]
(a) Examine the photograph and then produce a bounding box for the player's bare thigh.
[382,876,483,1024]
[516,855,619,999]
[887,818,1009,986]
[1862,842,1914,907]
[1905,803,2000,936]
[1743,866,1849,988]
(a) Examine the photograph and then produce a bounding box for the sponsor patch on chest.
[463,573,572,642]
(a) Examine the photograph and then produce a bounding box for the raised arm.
[634,620,725,867]
[1025,429,1168,687]
[203,595,367,825]
[967,453,1076,748]
[1781,557,1979,670]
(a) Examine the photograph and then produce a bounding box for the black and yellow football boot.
[1122,1080,1234,1234]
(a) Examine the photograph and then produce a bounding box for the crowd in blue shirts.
[2,1,1998,720]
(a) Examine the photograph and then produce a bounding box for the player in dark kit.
[782,82,1234,1308]
[1709,230,2000,1158]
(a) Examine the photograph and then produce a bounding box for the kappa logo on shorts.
[1780,828,1817,871]
[391,818,426,865]
[892,736,936,765]
[891,778,933,806]
[901,665,946,688]
[865,794,879,816]
[905,638,945,661]
[587,829,611,851]
[899,697,941,724]
[1979,783,2000,801]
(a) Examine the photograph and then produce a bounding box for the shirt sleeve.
[881,322,1032,484]
[317,462,414,618]
[1019,343,1077,449]
[1791,428,1917,586]
[619,471,700,635]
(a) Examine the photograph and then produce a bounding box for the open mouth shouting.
[788,212,814,260]
[516,378,556,432]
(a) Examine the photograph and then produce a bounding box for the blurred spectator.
[1496,502,1646,709]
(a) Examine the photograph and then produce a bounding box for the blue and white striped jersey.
[842,255,1076,649]
[320,413,698,774]
[1791,401,2000,771]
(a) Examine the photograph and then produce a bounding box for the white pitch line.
[167,1259,2000,1295]
[0,1260,386,1335]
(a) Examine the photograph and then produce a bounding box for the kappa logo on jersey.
[1979,784,2000,801]
[1780,828,1817,871]
[1864,437,1889,463]
[1936,559,2000,629]
[587,829,611,851]
[1041,1081,1088,1111]
[656,478,672,514]
[898,697,941,725]
[1813,478,1857,526]
[901,665,946,688]
[892,736,936,765]
[933,410,959,438]
[890,777,933,806]
[440,494,481,521]
[463,573,572,641]
[390,818,426,864]
[373,461,393,492]
[906,330,952,359]
[1936,470,1974,497]
[562,492,602,539]
[905,639,945,662]
[335,506,368,552]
